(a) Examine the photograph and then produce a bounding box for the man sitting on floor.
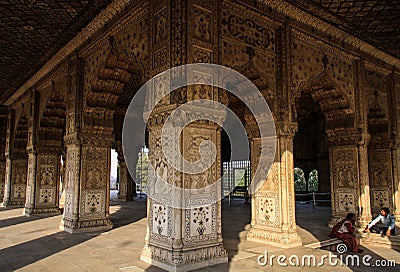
[363,207,396,236]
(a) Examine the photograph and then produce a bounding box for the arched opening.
[293,91,332,243]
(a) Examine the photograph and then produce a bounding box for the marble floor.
[0,194,399,271]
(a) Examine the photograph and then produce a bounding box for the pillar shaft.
[247,122,302,248]
[24,89,64,216]
[0,106,8,202]
[141,119,227,271]
[328,133,372,226]
[60,134,113,233]
[3,108,29,208]
[118,160,133,201]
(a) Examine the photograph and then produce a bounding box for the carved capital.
[275,122,297,138]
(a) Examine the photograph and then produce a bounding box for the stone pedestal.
[247,123,302,248]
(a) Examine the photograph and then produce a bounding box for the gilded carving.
[83,148,107,189]
[221,9,275,52]
[369,150,391,187]
[193,6,212,42]
[154,8,168,43]
[192,46,212,63]
[153,48,168,70]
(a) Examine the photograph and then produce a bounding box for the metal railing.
[295,192,331,208]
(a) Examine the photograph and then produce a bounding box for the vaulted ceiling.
[0,0,399,103]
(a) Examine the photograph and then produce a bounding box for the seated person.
[335,213,362,253]
[363,207,396,236]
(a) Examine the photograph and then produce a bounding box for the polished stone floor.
[0,193,399,271]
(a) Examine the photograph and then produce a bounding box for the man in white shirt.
[363,207,396,236]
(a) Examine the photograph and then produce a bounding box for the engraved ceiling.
[0,0,399,103]
[0,0,110,103]
[286,0,400,59]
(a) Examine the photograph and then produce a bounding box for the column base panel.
[24,206,61,217]
[60,217,113,233]
[140,242,228,272]
[1,200,25,209]
[247,227,302,248]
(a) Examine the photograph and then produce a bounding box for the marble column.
[59,57,112,232]
[0,106,8,203]
[392,141,400,224]
[2,108,28,208]
[247,122,302,248]
[117,159,133,201]
[140,110,228,271]
[328,133,372,226]
[24,88,66,216]
[60,133,113,233]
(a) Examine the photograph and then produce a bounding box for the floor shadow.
[0,195,147,271]
[295,202,332,244]
[109,195,147,228]
[0,230,100,271]
[0,212,61,228]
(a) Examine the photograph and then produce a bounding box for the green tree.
[308,170,318,192]
[294,167,306,192]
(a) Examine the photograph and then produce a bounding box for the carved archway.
[85,38,145,134]
[294,65,370,226]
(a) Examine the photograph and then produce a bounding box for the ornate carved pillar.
[247,122,302,248]
[140,109,228,271]
[24,85,66,216]
[3,107,29,208]
[60,57,113,233]
[392,140,400,223]
[358,135,372,226]
[0,106,8,202]
[61,134,113,233]
[114,110,139,201]
[327,131,372,226]
[389,71,400,223]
